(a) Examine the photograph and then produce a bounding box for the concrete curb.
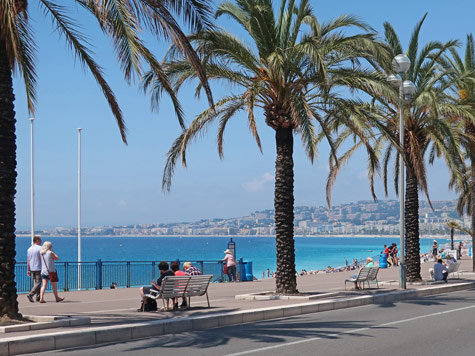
[0,317,91,334]
[1,281,474,356]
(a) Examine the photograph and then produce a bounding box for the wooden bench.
[344,267,380,290]
[143,275,212,310]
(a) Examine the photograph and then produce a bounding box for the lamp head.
[392,54,411,74]
[403,80,416,95]
[387,74,402,87]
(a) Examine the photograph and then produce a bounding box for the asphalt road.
[38,288,475,356]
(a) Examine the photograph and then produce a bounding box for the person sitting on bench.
[139,261,174,310]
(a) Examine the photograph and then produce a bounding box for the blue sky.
[13,1,471,230]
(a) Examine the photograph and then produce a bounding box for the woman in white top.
[39,241,64,303]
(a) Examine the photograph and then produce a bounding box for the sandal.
[56,297,65,302]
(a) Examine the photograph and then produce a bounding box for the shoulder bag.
[42,253,59,282]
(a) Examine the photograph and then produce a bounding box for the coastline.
[15,234,459,239]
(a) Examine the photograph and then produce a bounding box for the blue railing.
[15,259,253,293]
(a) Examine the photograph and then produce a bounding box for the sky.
[13,0,473,230]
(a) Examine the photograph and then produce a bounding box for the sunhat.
[224,249,232,254]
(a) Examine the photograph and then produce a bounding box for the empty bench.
[143,275,212,311]
[344,267,380,290]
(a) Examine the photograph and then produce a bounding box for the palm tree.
[442,34,475,272]
[368,15,464,281]
[148,0,387,294]
[446,221,458,249]
[0,0,213,321]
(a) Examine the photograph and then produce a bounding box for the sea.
[15,236,441,277]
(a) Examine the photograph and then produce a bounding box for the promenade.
[2,257,475,355]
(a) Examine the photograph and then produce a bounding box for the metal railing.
[15,259,253,293]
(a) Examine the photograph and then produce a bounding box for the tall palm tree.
[148,0,387,294]
[366,15,464,281]
[442,34,475,272]
[0,0,213,320]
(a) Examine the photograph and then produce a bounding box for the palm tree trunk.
[405,164,422,282]
[274,127,298,294]
[471,150,475,272]
[0,40,21,320]
[450,228,454,250]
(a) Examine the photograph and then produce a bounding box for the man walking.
[26,235,42,302]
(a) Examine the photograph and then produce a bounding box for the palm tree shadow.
[124,317,392,351]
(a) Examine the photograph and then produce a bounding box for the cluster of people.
[139,260,202,311]
[26,235,64,303]
[429,254,457,282]
[262,268,275,278]
[383,243,399,266]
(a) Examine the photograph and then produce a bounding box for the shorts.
[41,274,50,280]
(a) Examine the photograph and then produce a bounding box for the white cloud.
[118,200,127,207]
[243,173,274,192]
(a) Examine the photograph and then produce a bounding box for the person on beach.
[458,241,463,260]
[39,241,64,303]
[223,249,237,282]
[432,240,438,258]
[26,235,42,303]
[429,258,448,282]
[183,261,202,276]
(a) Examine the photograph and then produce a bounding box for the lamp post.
[78,128,82,290]
[388,54,415,289]
[29,117,35,245]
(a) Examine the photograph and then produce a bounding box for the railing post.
[152,261,156,281]
[126,261,131,288]
[64,262,69,291]
[96,259,102,290]
[197,261,204,274]
[239,257,244,282]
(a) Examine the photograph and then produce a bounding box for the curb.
[0,316,91,334]
[1,282,474,356]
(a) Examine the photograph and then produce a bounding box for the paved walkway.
[2,257,475,355]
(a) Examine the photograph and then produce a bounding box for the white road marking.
[224,304,475,356]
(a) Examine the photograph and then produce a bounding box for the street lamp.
[388,54,415,289]
[29,117,35,245]
[78,128,82,290]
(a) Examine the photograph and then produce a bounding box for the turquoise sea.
[15,236,440,277]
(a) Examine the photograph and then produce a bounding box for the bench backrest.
[185,275,212,297]
[447,261,460,274]
[367,267,379,281]
[356,267,371,281]
[161,276,191,298]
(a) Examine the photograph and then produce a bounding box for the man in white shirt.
[26,235,42,302]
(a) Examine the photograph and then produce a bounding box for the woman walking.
[39,242,64,303]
